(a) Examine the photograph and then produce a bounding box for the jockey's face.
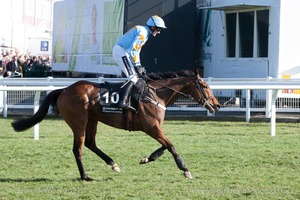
[150,26,161,37]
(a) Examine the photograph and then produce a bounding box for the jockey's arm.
[128,31,147,67]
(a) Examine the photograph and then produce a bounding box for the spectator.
[4,55,22,77]
[0,54,3,75]
[3,55,11,70]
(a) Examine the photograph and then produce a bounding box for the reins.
[144,73,215,113]
[142,71,216,113]
[145,76,195,101]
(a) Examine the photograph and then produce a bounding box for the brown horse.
[11,69,220,180]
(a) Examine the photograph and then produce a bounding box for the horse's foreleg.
[169,146,193,179]
[145,127,193,179]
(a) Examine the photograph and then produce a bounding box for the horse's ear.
[193,68,201,79]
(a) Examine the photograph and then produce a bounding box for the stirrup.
[118,103,136,112]
[124,105,136,112]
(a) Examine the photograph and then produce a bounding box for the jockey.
[112,15,167,111]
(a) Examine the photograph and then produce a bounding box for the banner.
[52,0,124,75]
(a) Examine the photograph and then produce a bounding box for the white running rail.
[1,76,300,138]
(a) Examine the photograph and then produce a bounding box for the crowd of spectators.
[0,50,52,78]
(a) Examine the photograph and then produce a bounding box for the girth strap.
[125,111,133,131]
[144,96,167,111]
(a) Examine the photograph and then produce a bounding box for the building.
[0,0,57,55]
[198,0,300,79]
[198,0,300,101]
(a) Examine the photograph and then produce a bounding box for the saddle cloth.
[98,79,145,113]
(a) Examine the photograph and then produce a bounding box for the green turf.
[0,118,299,199]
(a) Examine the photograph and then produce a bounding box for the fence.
[1,76,300,138]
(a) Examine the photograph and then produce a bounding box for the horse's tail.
[11,89,64,132]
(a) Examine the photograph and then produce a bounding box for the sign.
[40,41,49,51]
[52,0,124,75]
[281,74,300,95]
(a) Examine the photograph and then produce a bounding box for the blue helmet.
[146,15,167,29]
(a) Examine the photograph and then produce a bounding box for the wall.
[125,0,198,73]
[28,38,52,55]
[277,0,300,79]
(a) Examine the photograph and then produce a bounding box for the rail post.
[33,91,41,140]
[265,77,272,118]
[246,89,251,122]
[3,90,7,118]
[270,89,278,136]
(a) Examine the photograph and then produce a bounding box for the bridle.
[192,77,215,113]
[146,74,214,111]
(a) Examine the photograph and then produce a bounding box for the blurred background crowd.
[0,50,51,78]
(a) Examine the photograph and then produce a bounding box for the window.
[226,13,236,57]
[257,10,269,57]
[225,9,269,58]
[239,11,254,57]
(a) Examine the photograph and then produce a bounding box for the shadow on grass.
[0,178,51,183]
[2,135,47,139]
[0,177,97,183]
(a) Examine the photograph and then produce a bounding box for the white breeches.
[112,45,138,83]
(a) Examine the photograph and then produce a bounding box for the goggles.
[156,27,162,32]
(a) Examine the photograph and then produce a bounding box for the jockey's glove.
[134,65,147,78]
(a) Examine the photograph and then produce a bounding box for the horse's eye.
[200,81,207,88]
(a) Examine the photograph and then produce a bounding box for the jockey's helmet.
[146,15,167,29]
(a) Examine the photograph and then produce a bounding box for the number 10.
[103,91,119,104]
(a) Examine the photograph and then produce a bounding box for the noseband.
[193,78,210,104]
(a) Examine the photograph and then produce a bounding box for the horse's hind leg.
[84,119,120,172]
[72,131,93,181]
[140,146,166,164]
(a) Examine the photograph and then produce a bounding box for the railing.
[0,76,127,116]
[1,76,300,138]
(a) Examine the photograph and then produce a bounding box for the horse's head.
[146,69,220,114]
[191,69,220,114]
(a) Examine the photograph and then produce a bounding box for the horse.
[11,69,220,180]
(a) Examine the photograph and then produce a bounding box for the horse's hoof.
[112,163,120,172]
[82,176,94,181]
[139,157,149,164]
[183,171,193,179]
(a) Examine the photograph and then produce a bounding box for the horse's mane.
[146,70,193,80]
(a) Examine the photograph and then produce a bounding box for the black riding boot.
[118,81,136,112]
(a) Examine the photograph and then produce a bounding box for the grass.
[0,117,299,199]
